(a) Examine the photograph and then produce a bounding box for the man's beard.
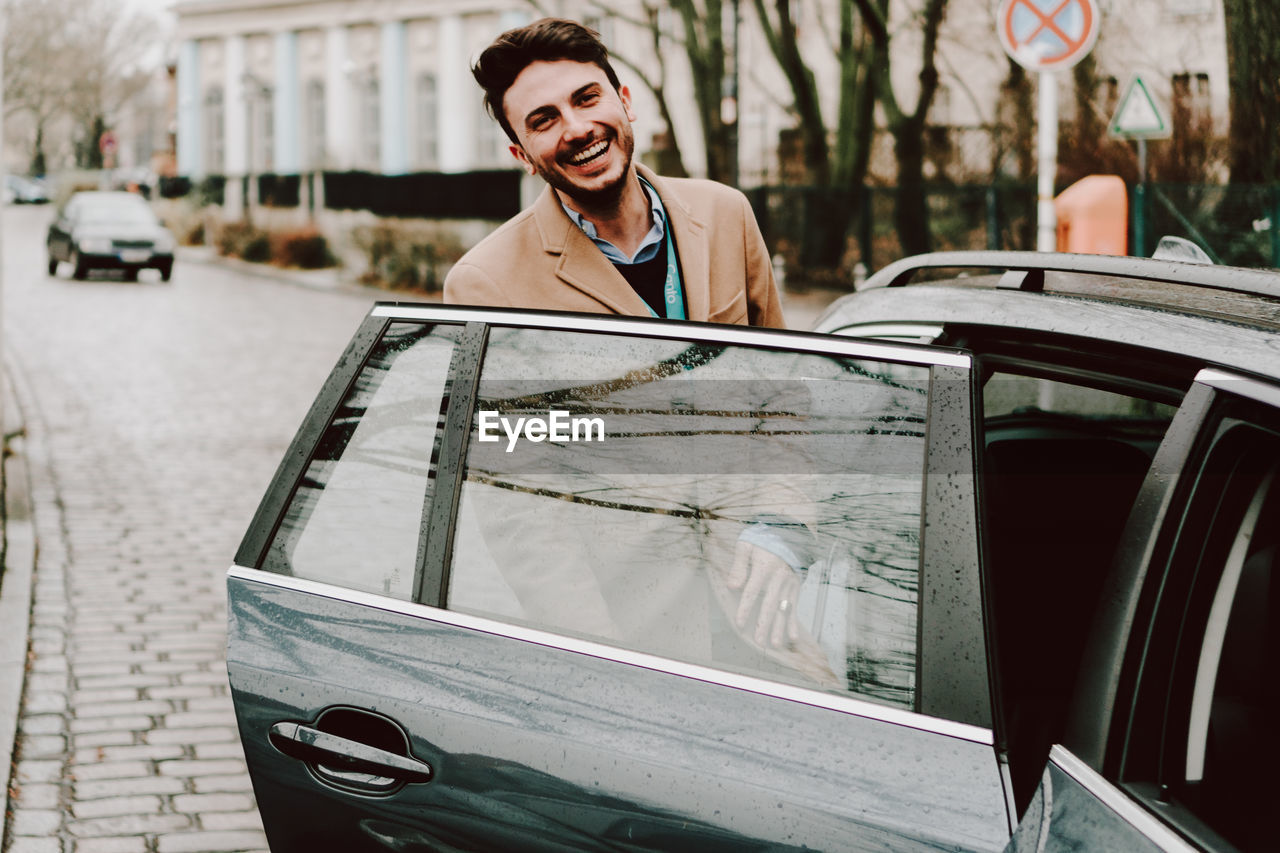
[536,124,635,212]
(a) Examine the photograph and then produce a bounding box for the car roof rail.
[862,251,1280,301]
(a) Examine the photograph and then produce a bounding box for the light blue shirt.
[560,180,666,265]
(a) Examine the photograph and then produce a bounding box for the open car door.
[227,305,1008,851]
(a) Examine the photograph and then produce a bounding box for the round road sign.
[997,0,1100,72]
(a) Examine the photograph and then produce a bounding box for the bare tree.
[2,0,160,171]
[752,0,878,271]
[60,0,160,168]
[667,0,736,183]
[853,0,949,257]
[755,0,951,267]
[2,0,79,172]
[1222,0,1280,183]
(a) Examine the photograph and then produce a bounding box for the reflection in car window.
[264,323,459,598]
[448,328,929,708]
[984,374,1177,421]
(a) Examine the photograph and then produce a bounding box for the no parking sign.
[998,0,1100,71]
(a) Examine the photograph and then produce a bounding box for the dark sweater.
[613,231,685,318]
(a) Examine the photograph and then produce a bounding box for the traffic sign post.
[1108,76,1171,257]
[998,0,1100,72]
[997,0,1101,251]
[1109,75,1171,140]
[99,130,118,170]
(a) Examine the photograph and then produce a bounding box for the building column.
[273,30,300,174]
[223,34,247,177]
[324,25,353,170]
[437,15,468,172]
[380,21,408,175]
[176,39,202,176]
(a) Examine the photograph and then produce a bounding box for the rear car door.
[1008,369,1280,852]
[227,305,1007,852]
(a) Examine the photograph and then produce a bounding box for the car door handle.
[268,721,434,784]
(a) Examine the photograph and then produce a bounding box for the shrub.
[241,232,272,263]
[352,221,465,292]
[269,226,334,269]
[216,220,271,262]
[181,220,205,246]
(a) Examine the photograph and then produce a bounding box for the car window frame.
[232,304,993,731]
[1058,369,1280,851]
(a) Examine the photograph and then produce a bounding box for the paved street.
[1,205,375,853]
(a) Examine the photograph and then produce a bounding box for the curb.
[0,360,37,837]
[175,246,420,302]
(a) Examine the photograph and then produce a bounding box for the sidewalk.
[1,364,38,838]
[176,245,846,329]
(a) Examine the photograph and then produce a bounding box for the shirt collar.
[560,178,666,264]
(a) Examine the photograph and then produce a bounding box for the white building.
[172,0,1231,189]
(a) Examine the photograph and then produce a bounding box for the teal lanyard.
[657,228,686,320]
[640,179,685,320]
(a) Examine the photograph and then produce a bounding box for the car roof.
[814,251,1280,381]
[67,191,148,205]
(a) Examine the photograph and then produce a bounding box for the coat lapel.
[530,186,651,316]
[528,168,711,320]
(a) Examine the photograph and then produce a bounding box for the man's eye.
[580,93,599,106]
[530,116,552,131]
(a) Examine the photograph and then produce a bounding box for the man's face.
[503,59,636,208]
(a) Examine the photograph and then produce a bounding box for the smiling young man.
[444,18,785,327]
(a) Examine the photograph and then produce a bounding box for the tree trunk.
[1223,0,1280,183]
[30,124,47,177]
[894,120,930,256]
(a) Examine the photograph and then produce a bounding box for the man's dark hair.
[472,18,622,145]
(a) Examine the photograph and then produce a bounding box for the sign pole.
[997,0,1100,252]
[1108,76,1169,257]
[1036,70,1058,252]
[1133,137,1148,256]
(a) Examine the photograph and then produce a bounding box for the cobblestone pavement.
[2,206,375,853]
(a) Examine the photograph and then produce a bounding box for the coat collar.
[529,164,711,321]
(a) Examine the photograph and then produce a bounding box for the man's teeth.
[571,140,608,164]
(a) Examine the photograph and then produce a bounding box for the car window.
[446,327,929,708]
[263,322,460,597]
[984,374,1178,422]
[1123,417,1280,853]
[75,203,156,226]
[981,369,1179,810]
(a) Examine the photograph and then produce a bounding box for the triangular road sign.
[1109,75,1171,139]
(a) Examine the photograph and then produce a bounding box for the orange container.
[1054,175,1128,255]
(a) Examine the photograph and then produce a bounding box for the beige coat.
[443,164,786,328]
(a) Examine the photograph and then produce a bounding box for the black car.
[227,251,1280,852]
[46,191,175,281]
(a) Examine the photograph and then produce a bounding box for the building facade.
[172,0,1231,188]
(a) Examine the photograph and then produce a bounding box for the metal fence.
[747,182,1280,285]
[1134,183,1280,268]
[161,170,522,221]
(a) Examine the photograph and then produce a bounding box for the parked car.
[46,191,174,281]
[228,251,1280,852]
[4,174,50,204]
